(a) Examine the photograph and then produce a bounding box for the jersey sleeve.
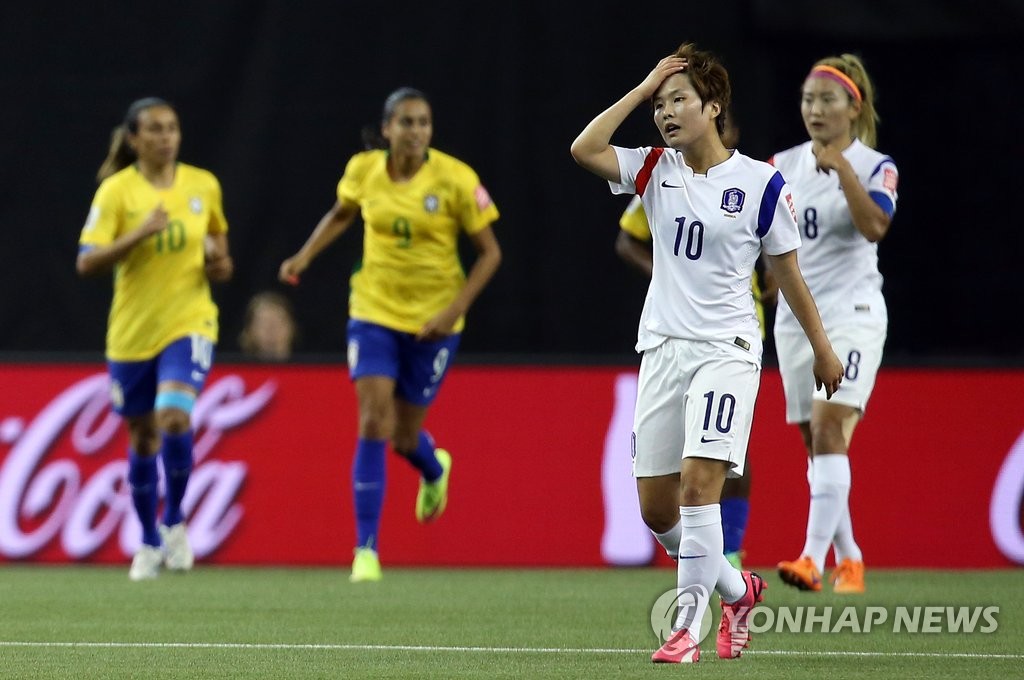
[207,173,228,235]
[607,146,652,195]
[618,195,651,241]
[758,172,803,256]
[79,180,122,249]
[455,164,500,235]
[866,157,898,217]
[336,152,370,206]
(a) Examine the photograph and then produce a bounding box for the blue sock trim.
[161,431,193,527]
[154,390,196,413]
[128,451,161,547]
[403,431,442,482]
[721,497,750,554]
[353,438,386,549]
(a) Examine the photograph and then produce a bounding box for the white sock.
[833,504,863,562]
[716,553,747,603]
[675,504,722,635]
[800,454,850,571]
[653,521,681,558]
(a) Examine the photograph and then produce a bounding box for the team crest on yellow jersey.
[423,194,439,213]
[189,196,203,214]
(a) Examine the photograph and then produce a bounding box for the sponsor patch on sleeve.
[474,184,493,212]
[883,167,898,192]
[785,193,798,223]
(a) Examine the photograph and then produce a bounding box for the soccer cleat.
[717,570,767,659]
[415,448,451,523]
[159,522,194,572]
[652,627,700,663]
[831,558,866,594]
[349,547,382,583]
[724,550,744,570]
[777,555,823,591]
[129,545,163,581]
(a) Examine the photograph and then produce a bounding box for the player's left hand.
[205,252,234,283]
[811,142,848,175]
[416,308,460,342]
[813,350,844,399]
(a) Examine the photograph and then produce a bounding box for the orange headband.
[809,65,862,102]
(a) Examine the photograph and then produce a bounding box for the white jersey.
[610,146,802,360]
[771,139,898,333]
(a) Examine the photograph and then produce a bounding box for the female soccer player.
[77,97,233,580]
[279,87,502,583]
[571,43,843,663]
[773,54,898,595]
[616,192,771,570]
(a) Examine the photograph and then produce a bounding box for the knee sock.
[128,451,160,547]
[353,438,386,550]
[833,502,863,563]
[653,521,681,558]
[675,505,722,635]
[801,453,850,570]
[160,431,193,527]
[720,497,749,555]
[401,431,443,482]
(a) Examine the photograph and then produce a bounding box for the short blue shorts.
[346,319,460,407]
[107,334,215,417]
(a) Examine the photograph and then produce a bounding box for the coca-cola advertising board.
[1,363,1021,568]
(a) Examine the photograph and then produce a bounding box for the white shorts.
[775,322,887,424]
[632,338,760,479]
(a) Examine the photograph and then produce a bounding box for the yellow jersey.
[618,195,767,337]
[79,163,227,360]
[337,148,499,334]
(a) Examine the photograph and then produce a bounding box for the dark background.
[2,1,1022,365]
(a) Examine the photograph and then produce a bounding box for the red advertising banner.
[1,363,1021,568]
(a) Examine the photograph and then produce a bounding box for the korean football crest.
[721,188,745,213]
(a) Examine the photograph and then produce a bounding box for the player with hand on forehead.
[572,43,843,663]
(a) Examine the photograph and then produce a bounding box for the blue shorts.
[346,319,460,407]
[107,335,215,417]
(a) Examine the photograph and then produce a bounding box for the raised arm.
[570,56,686,182]
[811,142,891,242]
[766,249,844,397]
[279,199,360,284]
[76,204,168,277]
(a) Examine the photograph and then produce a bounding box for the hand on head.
[637,56,688,99]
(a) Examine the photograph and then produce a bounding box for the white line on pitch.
[0,641,1020,659]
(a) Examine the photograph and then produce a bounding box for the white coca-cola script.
[0,373,276,560]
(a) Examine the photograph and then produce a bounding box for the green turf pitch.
[0,565,1020,679]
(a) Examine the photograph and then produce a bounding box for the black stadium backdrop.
[1,0,1022,364]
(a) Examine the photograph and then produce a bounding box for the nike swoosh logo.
[678,554,709,560]
[661,180,684,188]
[700,436,723,443]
